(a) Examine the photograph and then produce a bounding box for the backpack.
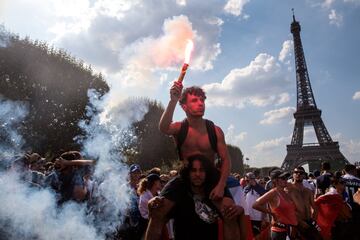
[175,119,218,160]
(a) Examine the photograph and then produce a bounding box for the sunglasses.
[293,171,305,175]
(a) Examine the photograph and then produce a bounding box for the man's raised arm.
[159,81,183,135]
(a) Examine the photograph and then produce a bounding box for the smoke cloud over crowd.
[0,79,149,239]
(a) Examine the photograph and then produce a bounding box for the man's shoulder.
[209,121,224,137]
[169,121,183,135]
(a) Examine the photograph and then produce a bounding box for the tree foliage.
[227,144,244,175]
[128,98,178,169]
[0,30,109,155]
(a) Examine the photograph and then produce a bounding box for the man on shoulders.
[158,82,230,198]
[146,82,240,240]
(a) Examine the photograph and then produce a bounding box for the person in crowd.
[227,175,248,240]
[232,173,241,181]
[148,167,161,176]
[342,164,360,236]
[253,169,298,240]
[354,188,360,205]
[243,172,267,237]
[44,161,55,175]
[316,161,333,196]
[138,173,169,239]
[138,174,162,220]
[300,171,316,192]
[44,151,95,204]
[264,167,280,191]
[116,164,147,240]
[307,172,317,193]
[239,177,247,188]
[169,170,178,178]
[160,174,170,189]
[287,167,322,239]
[9,152,46,188]
[147,84,239,240]
[253,169,261,183]
[159,173,174,240]
[315,176,351,240]
[343,164,360,204]
[258,177,267,189]
[148,154,243,240]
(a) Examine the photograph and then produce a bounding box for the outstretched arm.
[159,81,183,135]
[253,190,277,220]
[55,158,95,170]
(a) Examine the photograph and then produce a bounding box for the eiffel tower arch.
[281,12,349,172]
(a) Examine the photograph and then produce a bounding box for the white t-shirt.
[139,190,154,219]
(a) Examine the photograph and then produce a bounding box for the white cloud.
[260,107,295,125]
[245,134,292,167]
[1,0,226,95]
[278,40,293,63]
[352,91,360,100]
[253,135,291,152]
[303,126,319,144]
[251,135,290,167]
[203,52,292,109]
[225,124,247,147]
[224,0,250,17]
[322,0,335,8]
[176,0,187,6]
[255,37,262,45]
[343,0,360,4]
[276,92,291,105]
[332,133,360,163]
[341,139,360,163]
[53,1,224,71]
[329,9,343,26]
[206,17,224,26]
[243,14,250,20]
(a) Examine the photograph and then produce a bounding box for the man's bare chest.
[181,127,212,152]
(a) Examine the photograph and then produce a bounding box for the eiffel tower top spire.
[292,8,296,22]
[291,10,317,111]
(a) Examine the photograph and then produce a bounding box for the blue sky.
[1,0,359,167]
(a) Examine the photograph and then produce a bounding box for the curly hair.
[180,154,219,197]
[179,86,206,105]
[137,174,161,195]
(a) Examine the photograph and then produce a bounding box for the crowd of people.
[3,151,360,240]
[2,82,360,240]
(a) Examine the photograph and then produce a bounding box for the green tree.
[0,29,109,155]
[128,98,178,169]
[227,144,244,175]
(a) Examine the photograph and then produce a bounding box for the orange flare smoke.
[177,39,194,83]
[184,39,194,64]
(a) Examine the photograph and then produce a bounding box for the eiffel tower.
[281,12,349,171]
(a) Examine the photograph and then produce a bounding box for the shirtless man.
[145,82,242,240]
[288,167,321,239]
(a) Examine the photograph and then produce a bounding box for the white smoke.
[0,24,10,48]
[0,90,149,239]
[0,95,28,161]
[0,171,101,240]
[0,96,103,239]
[76,88,149,236]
